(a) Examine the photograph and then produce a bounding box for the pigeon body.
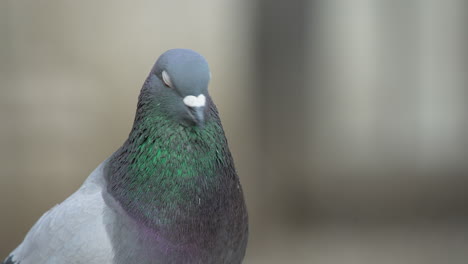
[3,49,248,264]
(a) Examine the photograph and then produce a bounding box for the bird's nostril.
[183,94,206,108]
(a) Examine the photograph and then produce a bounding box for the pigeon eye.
[162,70,173,88]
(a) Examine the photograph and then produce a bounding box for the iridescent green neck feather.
[105,99,240,238]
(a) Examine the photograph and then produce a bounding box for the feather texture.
[4,161,113,264]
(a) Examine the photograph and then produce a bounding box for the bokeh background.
[1,1,468,263]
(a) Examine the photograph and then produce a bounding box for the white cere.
[162,70,173,88]
[183,94,206,107]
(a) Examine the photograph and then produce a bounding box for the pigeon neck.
[106,104,237,234]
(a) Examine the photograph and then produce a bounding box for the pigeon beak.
[189,106,205,127]
[183,94,206,127]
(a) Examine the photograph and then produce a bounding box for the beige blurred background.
[1,1,468,263]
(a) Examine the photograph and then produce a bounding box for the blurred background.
[1,0,468,263]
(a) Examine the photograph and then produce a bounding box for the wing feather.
[5,161,113,264]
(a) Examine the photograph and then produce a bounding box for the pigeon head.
[140,49,211,127]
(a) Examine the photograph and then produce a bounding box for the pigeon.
[2,49,249,264]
